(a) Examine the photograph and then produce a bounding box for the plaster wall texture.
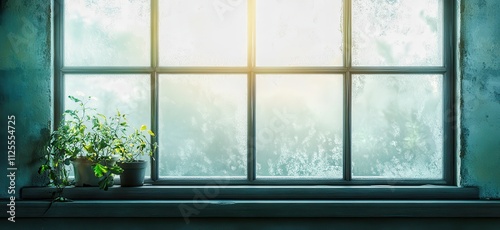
[460,0,500,198]
[0,0,52,199]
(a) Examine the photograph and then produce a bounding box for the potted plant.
[39,96,123,191]
[75,109,124,190]
[114,116,157,187]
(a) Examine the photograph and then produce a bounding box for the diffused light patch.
[256,0,343,66]
[256,74,343,178]
[351,74,443,179]
[64,0,150,66]
[159,0,247,66]
[158,74,247,176]
[64,74,151,129]
[352,0,443,66]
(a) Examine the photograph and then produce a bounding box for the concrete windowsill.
[9,185,499,218]
[6,200,500,218]
[21,185,479,200]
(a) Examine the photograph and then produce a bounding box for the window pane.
[256,0,343,66]
[351,74,443,179]
[64,0,150,66]
[64,74,152,176]
[158,75,247,176]
[159,0,247,66]
[256,75,343,178]
[352,0,443,66]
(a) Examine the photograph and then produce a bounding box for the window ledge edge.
[5,199,500,218]
[21,185,479,200]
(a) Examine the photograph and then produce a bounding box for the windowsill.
[21,185,478,200]
[10,185,500,218]
[9,185,500,218]
[7,200,500,218]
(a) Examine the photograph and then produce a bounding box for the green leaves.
[109,165,124,174]
[93,163,108,178]
[98,176,114,191]
[68,95,81,103]
[40,95,156,190]
[38,164,51,174]
[93,163,123,191]
[117,125,157,162]
[84,144,94,153]
[148,130,155,137]
[39,95,96,188]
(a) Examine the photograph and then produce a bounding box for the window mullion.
[151,0,158,69]
[151,0,159,181]
[344,0,352,182]
[247,0,257,182]
[443,0,456,185]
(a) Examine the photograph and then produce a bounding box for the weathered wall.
[460,0,500,198]
[0,0,52,199]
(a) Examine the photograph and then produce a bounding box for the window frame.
[54,0,456,186]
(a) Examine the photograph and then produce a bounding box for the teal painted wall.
[0,0,499,202]
[0,0,52,199]
[460,0,500,198]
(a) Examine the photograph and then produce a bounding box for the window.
[56,0,455,185]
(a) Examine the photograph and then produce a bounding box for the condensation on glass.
[64,0,151,66]
[351,74,443,179]
[158,0,247,66]
[158,74,247,177]
[256,74,344,178]
[61,0,449,182]
[352,0,443,66]
[256,0,343,66]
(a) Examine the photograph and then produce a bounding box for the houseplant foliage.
[39,96,123,191]
[78,106,125,190]
[114,118,157,186]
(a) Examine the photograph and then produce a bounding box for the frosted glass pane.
[158,75,247,176]
[256,75,343,178]
[256,0,343,66]
[64,0,150,66]
[352,75,443,179]
[64,75,151,132]
[159,0,247,66]
[352,0,443,66]
[64,75,152,175]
